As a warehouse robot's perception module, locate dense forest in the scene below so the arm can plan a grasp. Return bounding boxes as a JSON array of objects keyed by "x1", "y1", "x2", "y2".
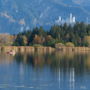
[{"x1": 13, "y1": 22, "x2": 90, "y2": 47}]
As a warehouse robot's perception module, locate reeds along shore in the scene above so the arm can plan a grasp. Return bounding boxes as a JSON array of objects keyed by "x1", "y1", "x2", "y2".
[
  {"x1": 0, "y1": 46, "x2": 90, "y2": 54},
  {"x1": 0, "y1": 46, "x2": 55, "y2": 53},
  {"x1": 56, "y1": 47, "x2": 90, "y2": 52}
]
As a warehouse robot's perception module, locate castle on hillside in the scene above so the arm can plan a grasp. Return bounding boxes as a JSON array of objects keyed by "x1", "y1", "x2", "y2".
[{"x1": 55, "y1": 13, "x2": 76, "y2": 25}]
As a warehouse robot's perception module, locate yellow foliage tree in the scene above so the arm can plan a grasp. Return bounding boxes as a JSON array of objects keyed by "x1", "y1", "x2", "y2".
[
  {"x1": 33, "y1": 34, "x2": 42, "y2": 44},
  {"x1": 84, "y1": 36, "x2": 90, "y2": 46},
  {"x1": 0, "y1": 33, "x2": 15, "y2": 46}
]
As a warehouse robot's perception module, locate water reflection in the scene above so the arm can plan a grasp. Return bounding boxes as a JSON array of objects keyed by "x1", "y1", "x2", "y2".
[
  {"x1": 0, "y1": 53, "x2": 14, "y2": 64},
  {"x1": 14, "y1": 52, "x2": 90, "y2": 72},
  {"x1": 0, "y1": 52, "x2": 90, "y2": 90}
]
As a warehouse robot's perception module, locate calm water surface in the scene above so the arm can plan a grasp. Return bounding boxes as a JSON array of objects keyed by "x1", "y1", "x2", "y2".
[{"x1": 0, "y1": 52, "x2": 90, "y2": 90}]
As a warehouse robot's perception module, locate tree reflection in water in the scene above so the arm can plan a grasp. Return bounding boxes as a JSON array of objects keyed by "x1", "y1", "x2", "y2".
[
  {"x1": 0, "y1": 52, "x2": 90, "y2": 90},
  {"x1": 14, "y1": 52, "x2": 90, "y2": 75}
]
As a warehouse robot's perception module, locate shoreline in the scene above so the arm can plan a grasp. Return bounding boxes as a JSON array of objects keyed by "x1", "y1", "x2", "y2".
[{"x1": 0, "y1": 46, "x2": 90, "y2": 54}]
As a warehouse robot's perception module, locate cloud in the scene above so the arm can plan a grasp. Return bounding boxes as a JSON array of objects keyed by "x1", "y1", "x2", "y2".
[
  {"x1": 0, "y1": 12, "x2": 26, "y2": 26},
  {"x1": 0, "y1": 12, "x2": 16, "y2": 22}
]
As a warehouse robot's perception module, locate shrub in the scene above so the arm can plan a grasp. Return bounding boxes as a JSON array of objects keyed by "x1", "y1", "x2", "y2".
[
  {"x1": 66, "y1": 42, "x2": 75, "y2": 47},
  {"x1": 33, "y1": 44, "x2": 43, "y2": 47},
  {"x1": 55, "y1": 43, "x2": 65, "y2": 48}
]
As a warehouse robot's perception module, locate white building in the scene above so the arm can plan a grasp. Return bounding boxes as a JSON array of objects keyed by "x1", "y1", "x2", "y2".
[
  {"x1": 55, "y1": 13, "x2": 76, "y2": 25},
  {"x1": 55, "y1": 16, "x2": 62, "y2": 25},
  {"x1": 69, "y1": 13, "x2": 76, "y2": 24}
]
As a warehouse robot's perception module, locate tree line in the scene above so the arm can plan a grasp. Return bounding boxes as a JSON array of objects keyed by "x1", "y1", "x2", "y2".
[{"x1": 13, "y1": 22, "x2": 90, "y2": 47}]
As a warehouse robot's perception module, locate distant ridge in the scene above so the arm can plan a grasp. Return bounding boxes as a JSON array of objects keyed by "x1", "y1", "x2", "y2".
[{"x1": 0, "y1": 0, "x2": 90, "y2": 33}]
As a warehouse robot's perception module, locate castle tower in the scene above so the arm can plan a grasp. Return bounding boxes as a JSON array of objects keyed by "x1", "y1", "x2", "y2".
[
  {"x1": 69, "y1": 13, "x2": 76, "y2": 23},
  {"x1": 73, "y1": 16, "x2": 76, "y2": 23},
  {"x1": 70, "y1": 13, "x2": 73, "y2": 23}
]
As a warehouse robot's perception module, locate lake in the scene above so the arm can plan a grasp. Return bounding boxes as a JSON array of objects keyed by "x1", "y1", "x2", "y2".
[{"x1": 0, "y1": 52, "x2": 90, "y2": 90}]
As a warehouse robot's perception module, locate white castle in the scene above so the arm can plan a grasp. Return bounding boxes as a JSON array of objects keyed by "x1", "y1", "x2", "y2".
[
  {"x1": 55, "y1": 13, "x2": 76, "y2": 25},
  {"x1": 70, "y1": 13, "x2": 76, "y2": 23}
]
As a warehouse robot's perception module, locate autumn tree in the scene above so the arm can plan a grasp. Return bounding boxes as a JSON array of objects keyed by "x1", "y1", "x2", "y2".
[
  {"x1": 0, "y1": 34, "x2": 14, "y2": 46},
  {"x1": 33, "y1": 34, "x2": 42, "y2": 44}
]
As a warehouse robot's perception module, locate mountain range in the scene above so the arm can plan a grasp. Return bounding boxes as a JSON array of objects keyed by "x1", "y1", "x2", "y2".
[{"x1": 0, "y1": 0, "x2": 90, "y2": 33}]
